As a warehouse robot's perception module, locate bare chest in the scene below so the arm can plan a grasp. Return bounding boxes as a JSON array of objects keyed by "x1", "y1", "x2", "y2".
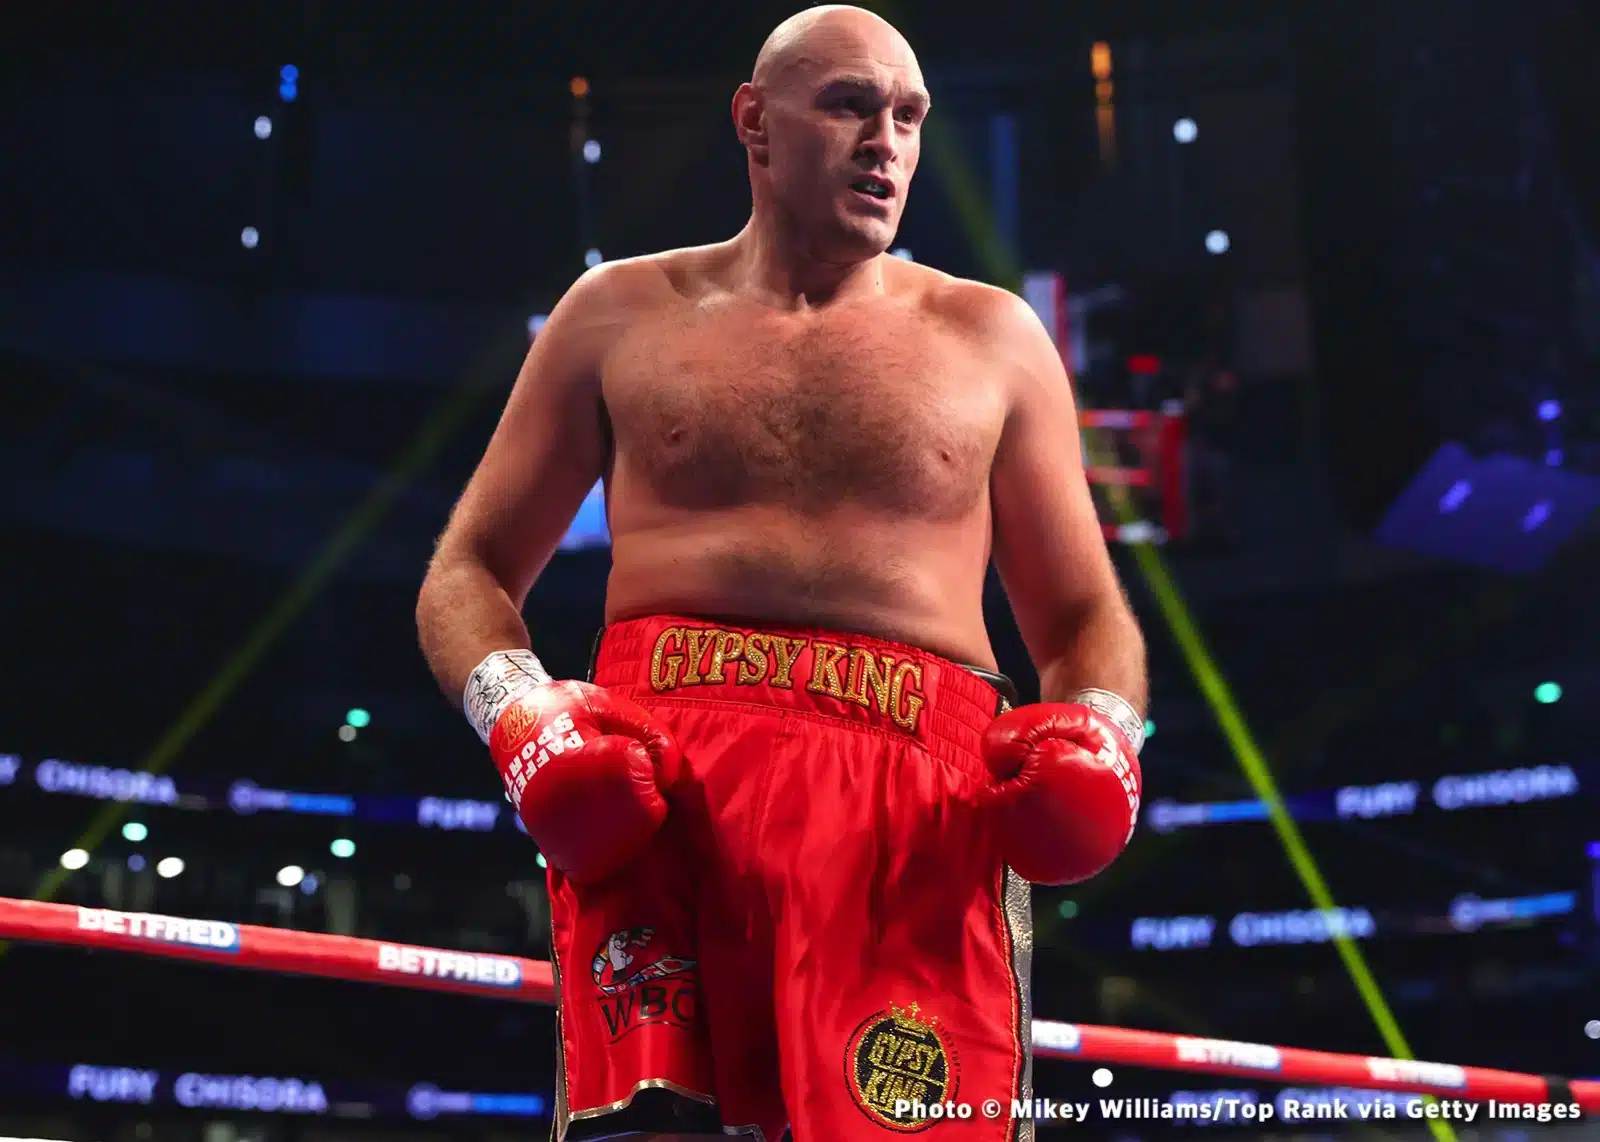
[{"x1": 606, "y1": 307, "x2": 1004, "y2": 518}]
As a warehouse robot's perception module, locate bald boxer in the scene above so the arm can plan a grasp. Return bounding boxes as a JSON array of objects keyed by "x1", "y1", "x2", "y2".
[{"x1": 417, "y1": 7, "x2": 1146, "y2": 1140}]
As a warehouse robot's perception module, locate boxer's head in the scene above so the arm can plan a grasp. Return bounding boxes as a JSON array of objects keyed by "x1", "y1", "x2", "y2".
[{"x1": 734, "y1": 6, "x2": 927, "y2": 264}]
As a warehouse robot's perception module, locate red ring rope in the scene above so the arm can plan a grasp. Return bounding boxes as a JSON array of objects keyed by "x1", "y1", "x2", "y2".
[{"x1": 1, "y1": 896, "x2": 1593, "y2": 1111}]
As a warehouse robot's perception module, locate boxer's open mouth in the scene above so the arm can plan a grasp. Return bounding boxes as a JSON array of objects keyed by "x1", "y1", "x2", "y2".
[{"x1": 849, "y1": 177, "x2": 893, "y2": 200}]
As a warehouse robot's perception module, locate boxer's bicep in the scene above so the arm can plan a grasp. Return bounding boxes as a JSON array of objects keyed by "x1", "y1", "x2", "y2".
[
  {"x1": 987, "y1": 295, "x2": 1125, "y2": 665},
  {"x1": 441, "y1": 267, "x2": 617, "y2": 604}
]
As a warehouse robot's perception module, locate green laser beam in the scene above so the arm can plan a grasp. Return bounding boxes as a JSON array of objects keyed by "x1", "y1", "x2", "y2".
[
  {"x1": 907, "y1": 66, "x2": 1454, "y2": 1142},
  {"x1": 14, "y1": 328, "x2": 522, "y2": 922}
]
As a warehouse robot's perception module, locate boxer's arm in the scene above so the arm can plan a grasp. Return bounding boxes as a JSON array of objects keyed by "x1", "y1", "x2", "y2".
[
  {"x1": 984, "y1": 290, "x2": 1148, "y2": 713},
  {"x1": 416, "y1": 265, "x2": 621, "y2": 702}
]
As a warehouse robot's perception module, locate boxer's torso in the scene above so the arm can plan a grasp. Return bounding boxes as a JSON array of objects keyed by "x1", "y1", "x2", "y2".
[{"x1": 596, "y1": 245, "x2": 1011, "y2": 669}]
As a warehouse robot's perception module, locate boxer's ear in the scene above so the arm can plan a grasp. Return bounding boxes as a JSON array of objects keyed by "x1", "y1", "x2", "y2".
[{"x1": 732, "y1": 83, "x2": 770, "y2": 165}]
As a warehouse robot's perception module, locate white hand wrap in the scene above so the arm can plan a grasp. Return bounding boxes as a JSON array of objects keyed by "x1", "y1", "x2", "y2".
[
  {"x1": 463, "y1": 649, "x2": 554, "y2": 745},
  {"x1": 1071, "y1": 688, "x2": 1145, "y2": 755}
]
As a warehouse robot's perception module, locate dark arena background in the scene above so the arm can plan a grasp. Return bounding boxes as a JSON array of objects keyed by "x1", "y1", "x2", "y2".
[{"x1": 2, "y1": 0, "x2": 1599, "y2": 1140}]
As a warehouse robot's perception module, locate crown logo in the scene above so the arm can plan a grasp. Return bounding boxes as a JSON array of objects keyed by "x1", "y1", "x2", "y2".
[{"x1": 888, "y1": 1002, "x2": 937, "y2": 1033}]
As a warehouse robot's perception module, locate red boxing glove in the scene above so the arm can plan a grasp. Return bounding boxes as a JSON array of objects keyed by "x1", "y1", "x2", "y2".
[
  {"x1": 488, "y1": 680, "x2": 685, "y2": 884},
  {"x1": 980, "y1": 701, "x2": 1142, "y2": 885}
]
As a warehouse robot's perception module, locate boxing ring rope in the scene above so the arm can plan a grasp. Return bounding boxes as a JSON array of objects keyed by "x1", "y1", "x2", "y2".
[{"x1": 3, "y1": 897, "x2": 1595, "y2": 1112}]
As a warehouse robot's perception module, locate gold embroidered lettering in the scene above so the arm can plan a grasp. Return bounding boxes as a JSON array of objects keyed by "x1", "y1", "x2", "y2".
[
  {"x1": 738, "y1": 634, "x2": 770, "y2": 685},
  {"x1": 705, "y1": 631, "x2": 744, "y2": 684},
  {"x1": 847, "y1": 649, "x2": 895, "y2": 716},
  {"x1": 807, "y1": 642, "x2": 849, "y2": 699},
  {"x1": 680, "y1": 629, "x2": 718, "y2": 686},
  {"x1": 889, "y1": 661, "x2": 925, "y2": 731},
  {"x1": 649, "y1": 627, "x2": 686, "y2": 692},
  {"x1": 767, "y1": 637, "x2": 808, "y2": 689}
]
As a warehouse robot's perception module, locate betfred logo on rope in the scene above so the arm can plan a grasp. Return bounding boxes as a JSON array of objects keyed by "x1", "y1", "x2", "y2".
[
  {"x1": 376, "y1": 943, "x2": 522, "y2": 988},
  {"x1": 77, "y1": 908, "x2": 239, "y2": 953},
  {"x1": 1174, "y1": 1038, "x2": 1282, "y2": 1072},
  {"x1": 1365, "y1": 1058, "x2": 1468, "y2": 1090}
]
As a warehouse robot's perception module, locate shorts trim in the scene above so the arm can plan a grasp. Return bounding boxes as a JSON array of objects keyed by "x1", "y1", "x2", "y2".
[
  {"x1": 551, "y1": 911, "x2": 719, "y2": 1140},
  {"x1": 567, "y1": 1078, "x2": 718, "y2": 1122},
  {"x1": 721, "y1": 1124, "x2": 771, "y2": 1140},
  {"x1": 1003, "y1": 867, "x2": 1035, "y2": 1142}
]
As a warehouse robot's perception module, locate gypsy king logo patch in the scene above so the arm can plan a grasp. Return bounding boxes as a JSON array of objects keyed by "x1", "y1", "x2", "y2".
[{"x1": 846, "y1": 1002, "x2": 959, "y2": 1132}]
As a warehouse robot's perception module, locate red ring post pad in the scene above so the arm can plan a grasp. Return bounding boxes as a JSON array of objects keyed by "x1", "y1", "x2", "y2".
[
  {"x1": 1, "y1": 897, "x2": 1592, "y2": 1113},
  {"x1": 0, "y1": 897, "x2": 554, "y2": 1005}
]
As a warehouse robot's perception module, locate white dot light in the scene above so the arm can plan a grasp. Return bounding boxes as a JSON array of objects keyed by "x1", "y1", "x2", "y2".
[
  {"x1": 891, "y1": 247, "x2": 914, "y2": 261},
  {"x1": 254, "y1": 116, "x2": 273, "y2": 140},
  {"x1": 156, "y1": 857, "x2": 185, "y2": 879},
  {"x1": 1092, "y1": 1067, "x2": 1114, "y2": 1088},
  {"x1": 1173, "y1": 118, "x2": 1198, "y2": 143},
  {"x1": 60, "y1": 848, "x2": 89, "y2": 871},
  {"x1": 582, "y1": 139, "x2": 601, "y2": 163},
  {"x1": 527, "y1": 313, "x2": 548, "y2": 337},
  {"x1": 276, "y1": 864, "x2": 305, "y2": 888},
  {"x1": 1586, "y1": 1019, "x2": 1600, "y2": 1040},
  {"x1": 584, "y1": 248, "x2": 604, "y2": 268},
  {"x1": 1205, "y1": 229, "x2": 1230, "y2": 255},
  {"x1": 240, "y1": 226, "x2": 260, "y2": 249},
  {"x1": 337, "y1": 723, "x2": 357, "y2": 743}
]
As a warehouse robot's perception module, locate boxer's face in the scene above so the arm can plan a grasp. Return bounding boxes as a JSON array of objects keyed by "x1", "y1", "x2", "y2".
[{"x1": 760, "y1": 22, "x2": 927, "y2": 260}]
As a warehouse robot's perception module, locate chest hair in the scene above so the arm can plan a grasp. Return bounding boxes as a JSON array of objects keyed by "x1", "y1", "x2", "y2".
[{"x1": 609, "y1": 305, "x2": 1000, "y2": 519}]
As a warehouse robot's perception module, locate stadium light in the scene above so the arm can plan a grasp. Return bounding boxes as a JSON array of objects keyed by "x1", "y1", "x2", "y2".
[
  {"x1": 582, "y1": 139, "x2": 601, "y2": 163},
  {"x1": 1173, "y1": 118, "x2": 1197, "y2": 143},
  {"x1": 345, "y1": 708, "x2": 371, "y2": 729},
  {"x1": 1534, "y1": 682, "x2": 1562, "y2": 704},
  {"x1": 337, "y1": 724, "x2": 357, "y2": 743},
  {"x1": 156, "y1": 857, "x2": 185, "y2": 879},
  {"x1": 1205, "y1": 230, "x2": 1230, "y2": 255},
  {"x1": 241, "y1": 226, "x2": 260, "y2": 249},
  {"x1": 122, "y1": 821, "x2": 148, "y2": 843},
  {"x1": 330, "y1": 838, "x2": 356, "y2": 859},
  {"x1": 59, "y1": 849, "x2": 89, "y2": 871},
  {"x1": 277, "y1": 864, "x2": 305, "y2": 888},
  {"x1": 584, "y1": 248, "x2": 604, "y2": 268}
]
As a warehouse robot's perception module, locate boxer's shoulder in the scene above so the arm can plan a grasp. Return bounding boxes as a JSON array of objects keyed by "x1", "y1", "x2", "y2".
[
  {"x1": 565, "y1": 245, "x2": 735, "y2": 322},
  {"x1": 565, "y1": 252, "x2": 679, "y2": 311},
  {"x1": 890, "y1": 260, "x2": 1044, "y2": 346}
]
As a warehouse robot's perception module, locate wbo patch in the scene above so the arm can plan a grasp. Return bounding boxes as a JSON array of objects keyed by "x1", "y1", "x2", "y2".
[
  {"x1": 591, "y1": 927, "x2": 698, "y2": 1043},
  {"x1": 845, "y1": 1002, "x2": 959, "y2": 1132}
]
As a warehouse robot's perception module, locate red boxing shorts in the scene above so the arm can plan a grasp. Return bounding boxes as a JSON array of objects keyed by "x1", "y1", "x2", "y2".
[{"x1": 548, "y1": 615, "x2": 1036, "y2": 1142}]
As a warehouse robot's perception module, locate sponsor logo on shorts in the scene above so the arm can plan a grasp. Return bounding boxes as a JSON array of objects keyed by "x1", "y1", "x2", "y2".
[
  {"x1": 845, "y1": 1002, "x2": 959, "y2": 1132},
  {"x1": 591, "y1": 927, "x2": 698, "y2": 1042},
  {"x1": 649, "y1": 626, "x2": 927, "y2": 733}
]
